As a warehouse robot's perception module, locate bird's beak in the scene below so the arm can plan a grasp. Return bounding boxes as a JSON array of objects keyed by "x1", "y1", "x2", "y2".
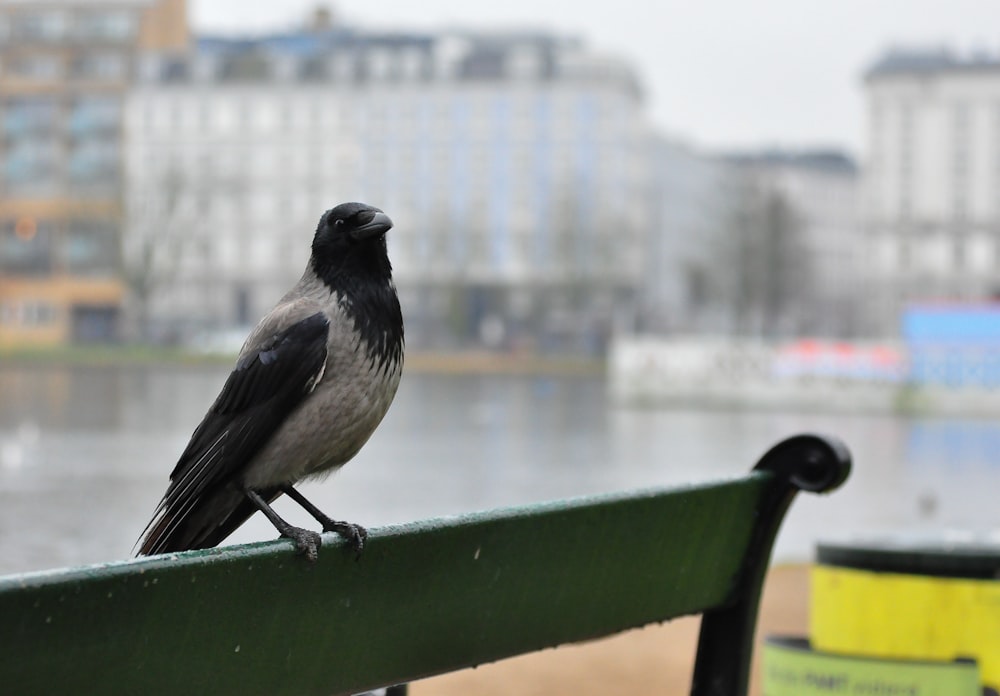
[{"x1": 350, "y1": 210, "x2": 393, "y2": 241}]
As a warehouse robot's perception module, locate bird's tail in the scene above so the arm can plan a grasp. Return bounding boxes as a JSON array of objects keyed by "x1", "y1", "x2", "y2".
[{"x1": 136, "y1": 486, "x2": 282, "y2": 556}]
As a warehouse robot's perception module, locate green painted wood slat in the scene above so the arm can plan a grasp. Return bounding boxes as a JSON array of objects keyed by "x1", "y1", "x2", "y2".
[{"x1": 0, "y1": 433, "x2": 851, "y2": 696}]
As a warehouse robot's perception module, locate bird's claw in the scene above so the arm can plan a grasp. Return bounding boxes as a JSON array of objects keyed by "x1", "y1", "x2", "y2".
[
  {"x1": 282, "y1": 526, "x2": 322, "y2": 562},
  {"x1": 324, "y1": 520, "x2": 368, "y2": 555}
]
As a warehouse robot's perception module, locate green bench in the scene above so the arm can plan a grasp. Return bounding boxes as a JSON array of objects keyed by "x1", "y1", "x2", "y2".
[{"x1": 0, "y1": 433, "x2": 850, "y2": 696}]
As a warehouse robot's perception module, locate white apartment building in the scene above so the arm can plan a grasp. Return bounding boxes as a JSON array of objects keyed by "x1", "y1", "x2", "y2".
[
  {"x1": 864, "y1": 48, "x2": 1000, "y2": 334},
  {"x1": 125, "y1": 26, "x2": 648, "y2": 351}
]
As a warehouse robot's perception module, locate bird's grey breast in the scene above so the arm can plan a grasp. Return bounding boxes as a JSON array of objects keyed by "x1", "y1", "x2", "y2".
[{"x1": 243, "y1": 280, "x2": 402, "y2": 488}]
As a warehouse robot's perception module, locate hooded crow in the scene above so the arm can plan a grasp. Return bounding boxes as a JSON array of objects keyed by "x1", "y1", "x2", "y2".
[{"x1": 137, "y1": 202, "x2": 403, "y2": 561}]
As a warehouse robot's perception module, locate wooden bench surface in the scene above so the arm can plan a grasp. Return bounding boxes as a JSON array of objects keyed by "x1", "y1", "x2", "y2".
[{"x1": 0, "y1": 433, "x2": 850, "y2": 696}]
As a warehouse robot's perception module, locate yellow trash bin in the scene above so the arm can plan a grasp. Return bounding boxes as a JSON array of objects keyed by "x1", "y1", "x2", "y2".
[{"x1": 810, "y1": 539, "x2": 1000, "y2": 694}]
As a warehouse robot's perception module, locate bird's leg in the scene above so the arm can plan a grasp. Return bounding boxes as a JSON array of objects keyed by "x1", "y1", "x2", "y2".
[
  {"x1": 244, "y1": 488, "x2": 322, "y2": 562},
  {"x1": 280, "y1": 485, "x2": 368, "y2": 553}
]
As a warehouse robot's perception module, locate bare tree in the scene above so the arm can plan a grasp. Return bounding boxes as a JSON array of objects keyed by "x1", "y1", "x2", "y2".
[
  {"x1": 123, "y1": 162, "x2": 250, "y2": 343},
  {"x1": 122, "y1": 166, "x2": 190, "y2": 343},
  {"x1": 721, "y1": 175, "x2": 812, "y2": 338}
]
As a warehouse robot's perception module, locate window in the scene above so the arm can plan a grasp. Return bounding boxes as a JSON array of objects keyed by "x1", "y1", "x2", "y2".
[
  {"x1": 898, "y1": 101, "x2": 914, "y2": 178},
  {"x1": 953, "y1": 102, "x2": 970, "y2": 137},
  {"x1": 509, "y1": 46, "x2": 541, "y2": 80},
  {"x1": 299, "y1": 56, "x2": 327, "y2": 81},
  {"x1": 898, "y1": 238, "x2": 911, "y2": 271},
  {"x1": 66, "y1": 219, "x2": 118, "y2": 273},
  {"x1": 954, "y1": 194, "x2": 967, "y2": 222},
  {"x1": 74, "y1": 11, "x2": 136, "y2": 42},
  {"x1": 6, "y1": 55, "x2": 62, "y2": 80},
  {"x1": 952, "y1": 103, "x2": 970, "y2": 222},
  {"x1": 399, "y1": 48, "x2": 426, "y2": 80},
  {"x1": 3, "y1": 97, "x2": 59, "y2": 136},
  {"x1": 221, "y1": 52, "x2": 272, "y2": 81},
  {"x1": 68, "y1": 139, "x2": 120, "y2": 194},
  {"x1": 21, "y1": 301, "x2": 56, "y2": 326},
  {"x1": 331, "y1": 54, "x2": 356, "y2": 82},
  {"x1": 899, "y1": 193, "x2": 912, "y2": 220},
  {"x1": 69, "y1": 96, "x2": 120, "y2": 135},
  {"x1": 11, "y1": 11, "x2": 68, "y2": 41},
  {"x1": 0, "y1": 218, "x2": 53, "y2": 273},
  {"x1": 161, "y1": 57, "x2": 190, "y2": 82},
  {"x1": 952, "y1": 237, "x2": 965, "y2": 270},
  {"x1": 368, "y1": 49, "x2": 394, "y2": 81},
  {"x1": 3, "y1": 140, "x2": 60, "y2": 194},
  {"x1": 0, "y1": 303, "x2": 15, "y2": 325},
  {"x1": 72, "y1": 52, "x2": 127, "y2": 81}
]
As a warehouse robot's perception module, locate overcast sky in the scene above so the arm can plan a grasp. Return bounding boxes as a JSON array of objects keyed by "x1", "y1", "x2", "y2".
[{"x1": 192, "y1": 1, "x2": 999, "y2": 156}]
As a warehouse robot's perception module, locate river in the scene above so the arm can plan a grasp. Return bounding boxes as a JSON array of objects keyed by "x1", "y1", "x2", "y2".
[{"x1": 1, "y1": 364, "x2": 998, "y2": 576}]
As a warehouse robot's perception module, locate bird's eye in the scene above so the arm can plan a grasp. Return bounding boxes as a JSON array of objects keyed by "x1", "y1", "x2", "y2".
[{"x1": 333, "y1": 219, "x2": 345, "y2": 229}]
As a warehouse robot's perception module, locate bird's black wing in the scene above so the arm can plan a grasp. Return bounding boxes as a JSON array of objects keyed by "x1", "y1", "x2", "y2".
[{"x1": 137, "y1": 311, "x2": 330, "y2": 555}]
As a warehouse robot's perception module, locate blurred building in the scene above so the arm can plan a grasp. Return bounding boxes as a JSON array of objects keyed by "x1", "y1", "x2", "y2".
[
  {"x1": 641, "y1": 143, "x2": 864, "y2": 340},
  {"x1": 640, "y1": 136, "x2": 736, "y2": 335},
  {"x1": 0, "y1": 0, "x2": 189, "y2": 347},
  {"x1": 126, "y1": 15, "x2": 648, "y2": 352},
  {"x1": 724, "y1": 150, "x2": 865, "y2": 337},
  {"x1": 864, "y1": 48, "x2": 1000, "y2": 335}
]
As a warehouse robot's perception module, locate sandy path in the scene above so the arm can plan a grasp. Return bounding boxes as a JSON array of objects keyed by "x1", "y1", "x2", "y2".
[{"x1": 410, "y1": 564, "x2": 808, "y2": 695}]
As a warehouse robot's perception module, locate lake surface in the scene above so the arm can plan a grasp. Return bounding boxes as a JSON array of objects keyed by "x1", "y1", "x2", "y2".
[{"x1": 1, "y1": 364, "x2": 999, "y2": 576}]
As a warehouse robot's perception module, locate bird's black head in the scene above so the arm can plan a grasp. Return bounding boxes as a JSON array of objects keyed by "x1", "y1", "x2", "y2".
[
  {"x1": 309, "y1": 202, "x2": 404, "y2": 372},
  {"x1": 311, "y1": 202, "x2": 394, "y2": 287}
]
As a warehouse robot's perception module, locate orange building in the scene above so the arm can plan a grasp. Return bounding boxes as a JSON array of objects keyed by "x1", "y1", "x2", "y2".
[{"x1": 0, "y1": 0, "x2": 188, "y2": 347}]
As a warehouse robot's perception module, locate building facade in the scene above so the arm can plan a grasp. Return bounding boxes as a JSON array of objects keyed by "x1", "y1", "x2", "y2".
[
  {"x1": 641, "y1": 144, "x2": 864, "y2": 340},
  {"x1": 125, "y1": 21, "x2": 648, "y2": 352},
  {"x1": 726, "y1": 150, "x2": 865, "y2": 337},
  {"x1": 640, "y1": 136, "x2": 736, "y2": 335},
  {"x1": 0, "y1": 0, "x2": 188, "y2": 347},
  {"x1": 864, "y1": 48, "x2": 1000, "y2": 335}
]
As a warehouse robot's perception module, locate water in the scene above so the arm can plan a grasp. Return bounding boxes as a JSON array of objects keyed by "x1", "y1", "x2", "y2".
[{"x1": 1, "y1": 364, "x2": 998, "y2": 577}]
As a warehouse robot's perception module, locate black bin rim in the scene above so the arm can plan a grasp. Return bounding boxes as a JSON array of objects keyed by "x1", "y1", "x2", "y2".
[{"x1": 817, "y1": 537, "x2": 1000, "y2": 580}]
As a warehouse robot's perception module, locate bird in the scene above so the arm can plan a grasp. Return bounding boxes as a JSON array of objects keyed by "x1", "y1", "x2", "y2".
[{"x1": 137, "y1": 202, "x2": 403, "y2": 562}]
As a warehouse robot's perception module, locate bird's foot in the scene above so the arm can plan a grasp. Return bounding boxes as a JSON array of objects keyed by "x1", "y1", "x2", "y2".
[
  {"x1": 278, "y1": 486, "x2": 367, "y2": 555},
  {"x1": 323, "y1": 520, "x2": 368, "y2": 554},
  {"x1": 281, "y1": 526, "x2": 322, "y2": 562}
]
